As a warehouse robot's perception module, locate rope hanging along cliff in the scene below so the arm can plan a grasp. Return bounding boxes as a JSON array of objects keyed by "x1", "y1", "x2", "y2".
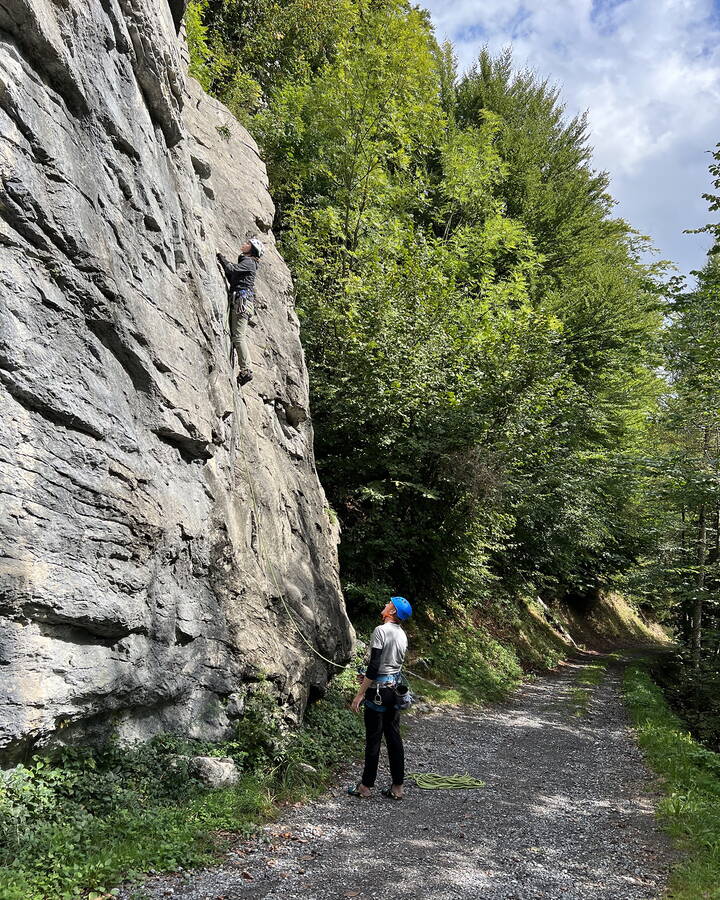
[
  {"x1": 232, "y1": 391, "x2": 444, "y2": 687},
  {"x1": 219, "y1": 253, "x2": 348, "y2": 669},
  {"x1": 221, "y1": 260, "x2": 442, "y2": 685},
  {"x1": 236, "y1": 389, "x2": 349, "y2": 669}
]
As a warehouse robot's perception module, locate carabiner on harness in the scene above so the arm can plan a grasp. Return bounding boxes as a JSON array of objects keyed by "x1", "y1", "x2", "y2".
[{"x1": 232, "y1": 287, "x2": 254, "y2": 318}]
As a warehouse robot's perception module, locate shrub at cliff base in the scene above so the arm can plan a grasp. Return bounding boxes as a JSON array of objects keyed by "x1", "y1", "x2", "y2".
[{"x1": 0, "y1": 671, "x2": 363, "y2": 900}]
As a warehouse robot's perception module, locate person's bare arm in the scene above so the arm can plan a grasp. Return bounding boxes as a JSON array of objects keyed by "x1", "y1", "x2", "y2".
[
  {"x1": 351, "y1": 676, "x2": 373, "y2": 713},
  {"x1": 351, "y1": 645, "x2": 383, "y2": 712}
]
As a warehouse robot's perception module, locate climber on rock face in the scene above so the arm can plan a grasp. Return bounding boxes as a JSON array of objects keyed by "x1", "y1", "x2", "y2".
[{"x1": 216, "y1": 237, "x2": 265, "y2": 386}]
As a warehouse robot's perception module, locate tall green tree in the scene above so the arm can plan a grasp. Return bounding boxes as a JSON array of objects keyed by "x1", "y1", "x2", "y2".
[{"x1": 189, "y1": 4, "x2": 667, "y2": 620}]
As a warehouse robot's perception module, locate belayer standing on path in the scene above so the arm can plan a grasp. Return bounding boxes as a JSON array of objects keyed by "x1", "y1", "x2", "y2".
[
  {"x1": 349, "y1": 596, "x2": 413, "y2": 801},
  {"x1": 216, "y1": 237, "x2": 264, "y2": 386}
]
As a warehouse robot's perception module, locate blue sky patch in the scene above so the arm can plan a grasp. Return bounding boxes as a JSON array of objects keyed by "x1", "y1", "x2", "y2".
[{"x1": 422, "y1": 0, "x2": 720, "y2": 278}]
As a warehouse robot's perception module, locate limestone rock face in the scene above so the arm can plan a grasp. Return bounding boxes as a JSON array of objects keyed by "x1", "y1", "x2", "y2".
[{"x1": 0, "y1": 0, "x2": 354, "y2": 759}]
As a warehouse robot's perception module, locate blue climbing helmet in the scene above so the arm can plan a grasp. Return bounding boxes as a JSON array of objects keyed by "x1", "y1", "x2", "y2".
[{"x1": 390, "y1": 596, "x2": 412, "y2": 621}]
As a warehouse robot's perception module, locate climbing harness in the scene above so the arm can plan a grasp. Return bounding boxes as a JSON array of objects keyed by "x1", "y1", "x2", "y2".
[
  {"x1": 231, "y1": 287, "x2": 254, "y2": 320},
  {"x1": 364, "y1": 672, "x2": 414, "y2": 711},
  {"x1": 407, "y1": 772, "x2": 485, "y2": 790}
]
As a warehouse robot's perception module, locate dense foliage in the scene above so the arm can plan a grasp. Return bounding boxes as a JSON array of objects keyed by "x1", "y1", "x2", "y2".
[
  {"x1": 189, "y1": 0, "x2": 666, "y2": 620},
  {"x1": 613, "y1": 145, "x2": 720, "y2": 748},
  {"x1": 0, "y1": 676, "x2": 363, "y2": 900}
]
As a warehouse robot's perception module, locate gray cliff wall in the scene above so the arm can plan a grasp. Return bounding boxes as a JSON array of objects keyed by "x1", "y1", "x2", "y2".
[{"x1": 0, "y1": 0, "x2": 354, "y2": 758}]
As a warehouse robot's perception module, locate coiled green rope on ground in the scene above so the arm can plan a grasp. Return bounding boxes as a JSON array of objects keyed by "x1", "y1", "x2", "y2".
[{"x1": 407, "y1": 772, "x2": 485, "y2": 789}]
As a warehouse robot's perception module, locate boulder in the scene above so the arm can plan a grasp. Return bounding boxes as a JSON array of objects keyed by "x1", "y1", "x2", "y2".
[{"x1": 190, "y1": 756, "x2": 240, "y2": 788}]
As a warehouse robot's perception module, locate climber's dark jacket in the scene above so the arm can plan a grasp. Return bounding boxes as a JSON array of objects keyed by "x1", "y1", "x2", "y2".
[{"x1": 217, "y1": 253, "x2": 258, "y2": 294}]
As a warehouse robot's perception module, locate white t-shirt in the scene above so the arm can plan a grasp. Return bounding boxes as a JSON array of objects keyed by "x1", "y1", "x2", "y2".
[{"x1": 369, "y1": 622, "x2": 407, "y2": 676}]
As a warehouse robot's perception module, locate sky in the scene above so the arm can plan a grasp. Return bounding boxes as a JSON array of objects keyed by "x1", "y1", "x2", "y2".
[{"x1": 422, "y1": 0, "x2": 720, "y2": 279}]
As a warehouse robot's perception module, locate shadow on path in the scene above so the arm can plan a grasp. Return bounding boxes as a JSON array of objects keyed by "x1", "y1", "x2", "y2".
[{"x1": 119, "y1": 654, "x2": 675, "y2": 900}]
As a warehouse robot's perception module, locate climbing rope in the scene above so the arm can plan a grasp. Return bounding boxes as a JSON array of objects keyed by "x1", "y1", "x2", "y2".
[
  {"x1": 220, "y1": 281, "x2": 453, "y2": 685},
  {"x1": 403, "y1": 669, "x2": 444, "y2": 687},
  {"x1": 233, "y1": 409, "x2": 448, "y2": 682},
  {"x1": 231, "y1": 373, "x2": 349, "y2": 668},
  {"x1": 232, "y1": 420, "x2": 457, "y2": 684},
  {"x1": 234, "y1": 428, "x2": 456, "y2": 683},
  {"x1": 218, "y1": 257, "x2": 341, "y2": 666},
  {"x1": 407, "y1": 772, "x2": 485, "y2": 790}
]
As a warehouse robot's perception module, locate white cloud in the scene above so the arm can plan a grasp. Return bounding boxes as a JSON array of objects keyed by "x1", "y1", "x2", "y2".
[{"x1": 423, "y1": 0, "x2": 720, "y2": 276}]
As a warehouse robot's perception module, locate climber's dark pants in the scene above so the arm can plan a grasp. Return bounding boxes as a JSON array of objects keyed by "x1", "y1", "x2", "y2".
[{"x1": 362, "y1": 705, "x2": 404, "y2": 787}]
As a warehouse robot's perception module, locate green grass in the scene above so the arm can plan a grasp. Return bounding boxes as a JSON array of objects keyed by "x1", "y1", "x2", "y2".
[
  {"x1": 576, "y1": 661, "x2": 608, "y2": 686},
  {"x1": 0, "y1": 673, "x2": 364, "y2": 900},
  {"x1": 406, "y1": 675, "x2": 465, "y2": 706},
  {"x1": 623, "y1": 665, "x2": 720, "y2": 899},
  {"x1": 0, "y1": 780, "x2": 272, "y2": 900},
  {"x1": 411, "y1": 621, "x2": 524, "y2": 705},
  {"x1": 569, "y1": 686, "x2": 592, "y2": 716},
  {"x1": 565, "y1": 659, "x2": 608, "y2": 716},
  {"x1": 406, "y1": 597, "x2": 570, "y2": 707}
]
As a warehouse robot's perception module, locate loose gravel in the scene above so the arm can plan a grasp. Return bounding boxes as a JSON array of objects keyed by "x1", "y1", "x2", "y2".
[{"x1": 118, "y1": 654, "x2": 675, "y2": 900}]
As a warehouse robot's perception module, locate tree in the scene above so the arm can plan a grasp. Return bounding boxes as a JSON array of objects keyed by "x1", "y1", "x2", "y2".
[
  {"x1": 189, "y1": 8, "x2": 668, "y2": 622},
  {"x1": 686, "y1": 142, "x2": 720, "y2": 255}
]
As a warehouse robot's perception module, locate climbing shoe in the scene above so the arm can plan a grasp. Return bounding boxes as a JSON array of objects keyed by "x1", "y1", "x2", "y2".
[{"x1": 237, "y1": 369, "x2": 253, "y2": 386}]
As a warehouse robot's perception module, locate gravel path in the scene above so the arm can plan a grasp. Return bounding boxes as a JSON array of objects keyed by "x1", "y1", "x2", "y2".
[{"x1": 119, "y1": 654, "x2": 675, "y2": 900}]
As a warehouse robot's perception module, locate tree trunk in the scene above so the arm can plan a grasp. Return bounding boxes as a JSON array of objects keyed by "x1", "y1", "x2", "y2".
[
  {"x1": 691, "y1": 425, "x2": 711, "y2": 666},
  {"x1": 680, "y1": 506, "x2": 692, "y2": 645},
  {"x1": 691, "y1": 503, "x2": 706, "y2": 666}
]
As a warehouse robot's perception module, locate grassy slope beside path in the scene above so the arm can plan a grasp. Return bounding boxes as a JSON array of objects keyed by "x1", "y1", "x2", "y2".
[
  {"x1": 624, "y1": 664, "x2": 720, "y2": 899},
  {"x1": 407, "y1": 591, "x2": 668, "y2": 706}
]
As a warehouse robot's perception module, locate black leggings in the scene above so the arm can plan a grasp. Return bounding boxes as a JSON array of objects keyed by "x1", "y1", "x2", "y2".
[{"x1": 362, "y1": 705, "x2": 404, "y2": 788}]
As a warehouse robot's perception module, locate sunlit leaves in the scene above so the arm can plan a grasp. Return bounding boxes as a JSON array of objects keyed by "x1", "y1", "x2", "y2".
[{"x1": 190, "y1": 3, "x2": 670, "y2": 612}]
